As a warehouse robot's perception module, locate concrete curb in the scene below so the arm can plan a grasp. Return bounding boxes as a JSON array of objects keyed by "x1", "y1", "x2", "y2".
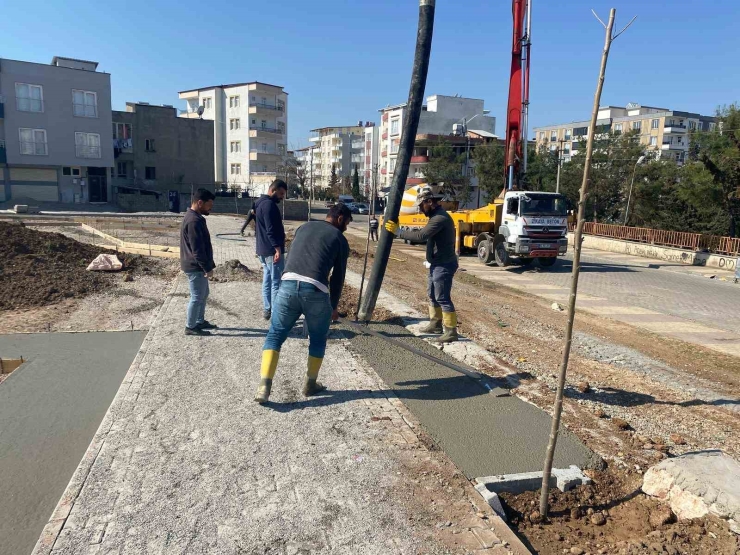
[{"x1": 31, "y1": 276, "x2": 181, "y2": 555}]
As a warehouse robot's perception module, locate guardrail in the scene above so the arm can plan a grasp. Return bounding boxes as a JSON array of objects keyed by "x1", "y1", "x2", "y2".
[{"x1": 580, "y1": 221, "x2": 740, "y2": 256}]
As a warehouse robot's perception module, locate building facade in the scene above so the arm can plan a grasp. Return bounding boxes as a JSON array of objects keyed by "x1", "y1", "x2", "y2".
[
  {"x1": 111, "y1": 102, "x2": 214, "y2": 194},
  {"x1": 308, "y1": 124, "x2": 365, "y2": 190},
  {"x1": 377, "y1": 94, "x2": 496, "y2": 206},
  {"x1": 0, "y1": 56, "x2": 114, "y2": 204},
  {"x1": 178, "y1": 82, "x2": 288, "y2": 196},
  {"x1": 361, "y1": 123, "x2": 379, "y2": 198},
  {"x1": 533, "y1": 104, "x2": 717, "y2": 164}
]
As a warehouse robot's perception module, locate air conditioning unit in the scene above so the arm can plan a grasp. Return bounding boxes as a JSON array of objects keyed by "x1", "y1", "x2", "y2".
[{"x1": 452, "y1": 123, "x2": 464, "y2": 136}]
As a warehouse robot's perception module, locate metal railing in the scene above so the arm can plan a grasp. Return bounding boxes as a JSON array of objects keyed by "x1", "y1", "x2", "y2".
[
  {"x1": 580, "y1": 222, "x2": 740, "y2": 256},
  {"x1": 249, "y1": 148, "x2": 278, "y2": 156},
  {"x1": 76, "y1": 145, "x2": 101, "y2": 158},
  {"x1": 664, "y1": 123, "x2": 686, "y2": 129},
  {"x1": 250, "y1": 125, "x2": 283, "y2": 134},
  {"x1": 249, "y1": 101, "x2": 284, "y2": 111}
]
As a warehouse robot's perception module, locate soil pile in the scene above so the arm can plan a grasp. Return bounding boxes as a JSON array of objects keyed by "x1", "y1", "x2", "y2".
[
  {"x1": 337, "y1": 284, "x2": 400, "y2": 324},
  {"x1": 212, "y1": 259, "x2": 259, "y2": 282}
]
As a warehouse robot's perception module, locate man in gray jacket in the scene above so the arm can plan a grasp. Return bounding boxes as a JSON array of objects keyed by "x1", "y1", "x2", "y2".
[
  {"x1": 384, "y1": 186, "x2": 459, "y2": 343},
  {"x1": 180, "y1": 188, "x2": 216, "y2": 336}
]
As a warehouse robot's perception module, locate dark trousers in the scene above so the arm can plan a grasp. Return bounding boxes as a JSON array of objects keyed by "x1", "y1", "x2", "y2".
[
  {"x1": 370, "y1": 228, "x2": 378, "y2": 241},
  {"x1": 427, "y1": 262, "x2": 457, "y2": 313}
]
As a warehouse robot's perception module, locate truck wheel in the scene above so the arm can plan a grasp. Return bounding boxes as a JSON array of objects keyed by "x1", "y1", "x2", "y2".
[
  {"x1": 538, "y1": 257, "x2": 557, "y2": 268},
  {"x1": 519, "y1": 257, "x2": 534, "y2": 267},
  {"x1": 477, "y1": 239, "x2": 495, "y2": 264},
  {"x1": 494, "y1": 240, "x2": 511, "y2": 267}
]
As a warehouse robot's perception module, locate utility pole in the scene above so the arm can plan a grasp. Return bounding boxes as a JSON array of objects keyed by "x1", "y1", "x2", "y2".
[
  {"x1": 357, "y1": 0, "x2": 436, "y2": 322},
  {"x1": 539, "y1": 7, "x2": 636, "y2": 520},
  {"x1": 555, "y1": 138, "x2": 564, "y2": 193},
  {"x1": 308, "y1": 147, "x2": 314, "y2": 220}
]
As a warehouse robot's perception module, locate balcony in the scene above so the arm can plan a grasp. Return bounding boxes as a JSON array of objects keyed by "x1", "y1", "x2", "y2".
[
  {"x1": 406, "y1": 177, "x2": 424, "y2": 185},
  {"x1": 381, "y1": 168, "x2": 387, "y2": 175},
  {"x1": 250, "y1": 150, "x2": 282, "y2": 162},
  {"x1": 410, "y1": 155, "x2": 429, "y2": 163},
  {"x1": 250, "y1": 126, "x2": 285, "y2": 138},
  {"x1": 382, "y1": 132, "x2": 388, "y2": 140},
  {"x1": 382, "y1": 113, "x2": 388, "y2": 122},
  {"x1": 381, "y1": 150, "x2": 387, "y2": 157},
  {"x1": 351, "y1": 141, "x2": 364, "y2": 149},
  {"x1": 663, "y1": 124, "x2": 687, "y2": 134},
  {"x1": 661, "y1": 140, "x2": 686, "y2": 150},
  {"x1": 0, "y1": 140, "x2": 6, "y2": 163},
  {"x1": 249, "y1": 101, "x2": 284, "y2": 115}
]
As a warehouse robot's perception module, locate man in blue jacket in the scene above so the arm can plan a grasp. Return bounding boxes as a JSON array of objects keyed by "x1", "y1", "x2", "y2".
[{"x1": 254, "y1": 179, "x2": 288, "y2": 320}]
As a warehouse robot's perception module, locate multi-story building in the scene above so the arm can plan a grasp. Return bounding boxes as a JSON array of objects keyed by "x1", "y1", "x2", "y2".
[
  {"x1": 178, "y1": 82, "x2": 288, "y2": 196},
  {"x1": 308, "y1": 124, "x2": 365, "y2": 190},
  {"x1": 377, "y1": 94, "x2": 496, "y2": 205},
  {"x1": 111, "y1": 102, "x2": 214, "y2": 194},
  {"x1": 0, "y1": 56, "x2": 114, "y2": 204},
  {"x1": 361, "y1": 123, "x2": 379, "y2": 198},
  {"x1": 533, "y1": 103, "x2": 716, "y2": 164}
]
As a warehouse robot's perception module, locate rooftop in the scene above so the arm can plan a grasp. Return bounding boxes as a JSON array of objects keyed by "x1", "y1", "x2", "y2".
[
  {"x1": 178, "y1": 81, "x2": 287, "y2": 94},
  {"x1": 51, "y1": 56, "x2": 99, "y2": 69}
]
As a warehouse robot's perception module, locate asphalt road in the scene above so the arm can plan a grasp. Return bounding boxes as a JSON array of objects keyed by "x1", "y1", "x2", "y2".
[{"x1": 0, "y1": 331, "x2": 146, "y2": 555}]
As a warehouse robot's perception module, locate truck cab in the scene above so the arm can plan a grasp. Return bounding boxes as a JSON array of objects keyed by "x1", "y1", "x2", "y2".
[{"x1": 476, "y1": 191, "x2": 569, "y2": 268}]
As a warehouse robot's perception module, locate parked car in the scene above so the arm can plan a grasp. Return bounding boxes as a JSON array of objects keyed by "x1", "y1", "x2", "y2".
[
  {"x1": 355, "y1": 203, "x2": 369, "y2": 215},
  {"x1": 325, "y1": 200, "x2": 336, "y2": 208}
]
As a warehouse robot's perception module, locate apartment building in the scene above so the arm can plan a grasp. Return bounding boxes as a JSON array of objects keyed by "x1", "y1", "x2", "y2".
[
  {"x1": 533, "y1": 103, "x2": 716, "y2": 164},
  {"x1": 111, "y1": 102, "x2": 214, "y2": 193},
  {"x1": 308, "y1": 124, "x2": 365, "y2": 189},
  {"x1": 179, "y1": 82, "x2": 288, "y2": 196},
  {"x1": 0, "y1": 56, "x2": 114, "y2": 204},
  {"x1": 361, "y1": 123, "x2": 379, "y2": 197}
]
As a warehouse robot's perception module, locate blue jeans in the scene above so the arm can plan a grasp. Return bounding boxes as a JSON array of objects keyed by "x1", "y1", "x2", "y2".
[
  {"x1": 263, "y1": 280, "x2": 332, "y2": 359},
  {"x1": 427, "y1": 262, "x2": 457, "y2": 313},
  {"x1": 186, "y1": 271, "x2": 209, "y2": 329},
  {"x1": 259, "y1": 254, "x2": 285, "y2": 311}
]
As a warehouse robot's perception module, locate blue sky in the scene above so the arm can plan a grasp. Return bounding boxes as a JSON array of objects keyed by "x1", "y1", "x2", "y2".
[{"x1": 2, "y1": 1, "x2": 738, "y2": 148}]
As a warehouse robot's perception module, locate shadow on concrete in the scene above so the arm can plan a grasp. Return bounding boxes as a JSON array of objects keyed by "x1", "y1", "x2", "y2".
[
  {"x1": 208, "y1": 327, "x2": 267, "y2": 338},
  {"x1": 574, "y1": 385, "x2": 740, "y2": 412}
]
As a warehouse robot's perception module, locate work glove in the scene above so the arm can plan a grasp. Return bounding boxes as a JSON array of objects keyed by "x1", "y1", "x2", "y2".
[
  {"x1": 423, "y1": 261, "x2": 431, "y2": 269},
  {"x1": 384, "y1": 220, "x2": 401, "y2": 237}
]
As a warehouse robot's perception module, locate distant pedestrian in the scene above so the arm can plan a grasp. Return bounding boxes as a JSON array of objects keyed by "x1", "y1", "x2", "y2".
[
  {"x1": 240, "y1": 207, "x2": 256, "y2": 235},
  {"x1": 369, "y1": 215, "x2": 379, "y2": 241},
  {"x1": 180, "y1": 188, "x2": 217, "y2": 336},
  {"x1": 254, "y1": 180, "x2": 288, "y2": 320},
  {"x1": 254, "y1": 203, "x2": 352, "y2": 404}
]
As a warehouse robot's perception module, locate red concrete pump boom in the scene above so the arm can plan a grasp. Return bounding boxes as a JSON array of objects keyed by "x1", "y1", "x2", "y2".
[{"x1": 505, "y1": 0, "x2": 531, "y2": 190}]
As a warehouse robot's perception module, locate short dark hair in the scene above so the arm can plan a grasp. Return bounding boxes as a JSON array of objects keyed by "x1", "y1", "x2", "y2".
[
  {"x1": 194, "y1": 188, "x2": 215, "y2": 202},
  {"x1": 328, "y1": 203, "x2": 352, "y2": 222},
  {"x1": 269, "y1": 179, "x2": 288, "y2": 192}
]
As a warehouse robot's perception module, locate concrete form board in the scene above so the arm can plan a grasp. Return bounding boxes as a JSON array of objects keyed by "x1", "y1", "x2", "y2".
[{"x1": 0, "y1": 331, "x2": 145, "y2": 555}]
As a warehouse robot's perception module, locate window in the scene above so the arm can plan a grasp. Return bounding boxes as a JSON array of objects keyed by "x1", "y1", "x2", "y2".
[
  {"x1": 229, "y1": 95, "x2": 240, "y2": 108},
  {"x1": 614, "y1": 123, "x2": 623, "y2": 134},
  {"x1": 261, "y1": 120, "x2": 267, "y2": 129},
  {"x1": 573, "y1": 126, "x2": 588, "y2": 137},
  {"x1": 278, "y1": 121, "x2": 285, "y2": 134},
  {"x1": 262, "y1": 165, "x2": 268, "y2": 172},
  {"x1": 565, "y1": 129, "x2": 572, "y2": 140},
  {"x1": 651, "y1": 119, "x2": 659, "y2": 129},
  {"x1": 689, "y1": 121, "x2": 697, "y2": 130},
  {"x1": 550, "y1": 131, "x2": 557, "y2": 142},
  {"x1": 112, "y1": 122, "x2": 132, "y2": 140},
  {"x1": 261, "y1": 142, "x2": 268, "y2": 152},
  {"x1": 278, "y1": 143, "x2": 286, "y2": 155},
  {"x1": 539, "y1": 132, "x2": 545, "y2": 141},
  {"x1": 390, "y1": 159, "x2": 396, "y2": 173},
  {"x1": 15, "y1": 83, "x2": 43, "y2": 112},
  {"x1": 231, "y1": 163, "x2": 241, "y2": 175},
  {"x1": 230, "y1": 141, "x2": 241, "y2": 153},
  {"x1": 145, "y1": 167, "x2": 156, "y2": 179},
  {"x1": 709, "y1": 122, "x2": 716, "y2": 132},
  {"x1": 632, "y1": 120, "x2": 642, "y2": 131},
  {"x1": 391, "y1": 140, "x2": 399, "y2": 154},
  {"x1": 261, "y1": 97, "x2": 267, "y2": 105},
  {"x1": 202, "y1": 97, "x2": 212, "y2": 110},
  {"x1": 230, "y1": 118, "x2": 240, "y2": 130},
  {"x1": 116, "y1": 161, "x2": 127, "y2": 178},
  {"x1": 251, "y1": 119, "x2": 257, "y2": 125},
  {"x1": 650, "y1": 136, "x2": 657, "y2": 146},
  {"x1": 390, "y1": 119, "x2": 400, "y2": 135},
  {"x1": 145, "y1": 139, "x2": 155, "y2": 152},
  {"x1": 63, "y1": 167, "x2": 71, "y2": 176},
  {"x1": 19, "y1": 128, "x2": 48, "y2": 155},
  {"x1": 75, "y1": 132, "x2": 101, "y2": 158},
  {"x1": 73, "y1": 89, "x2": 98, "y2": 117},
  {"x1": 72, "y1": 167, "x2": 80, "y2": 176}
]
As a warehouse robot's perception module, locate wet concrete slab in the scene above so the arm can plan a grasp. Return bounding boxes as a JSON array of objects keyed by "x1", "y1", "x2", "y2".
[
  {"x1": 0, "y1": 331, "x2": 146, "y2": 555},
  {"x1": 340, "y1": 322, "x2": 598, "y2": 480}
]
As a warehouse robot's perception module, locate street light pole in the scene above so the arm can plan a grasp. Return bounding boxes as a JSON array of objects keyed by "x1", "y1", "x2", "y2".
[{"x1": 624, "y1": 154, "x2": 645, "y2": 226}]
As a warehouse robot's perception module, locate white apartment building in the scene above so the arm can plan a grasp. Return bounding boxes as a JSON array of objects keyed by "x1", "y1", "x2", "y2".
[
  {"x1": 377, "y1": 94, "x2": 495, "y2": 204},
  {"x1": 361, "y1": 123, "x2": 379, "y2": 198},
  {"x1": 179, "y1": 81, "x2": 288, "y2": 196},
  {"x1": 534, "y1": 103, "x2": 716, "y2": 164},
  {"x1": 308, "y1": 124, "x2": 365, "y2": 190}
]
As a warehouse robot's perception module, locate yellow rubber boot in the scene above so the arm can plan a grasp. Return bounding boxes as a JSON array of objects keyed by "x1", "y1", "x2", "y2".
[
  {"x1": 419, "y1": 305, "x2": 443, "y2": 334},
  {"x1": 436, "y1": 312, "x2": 459, "y2": 343},
  {"x1": 255, "y1": 349, "x2": 279, "y2": 404},
  {"x1": 303, "y1": 356, "x2": 327, "y2": 397}
]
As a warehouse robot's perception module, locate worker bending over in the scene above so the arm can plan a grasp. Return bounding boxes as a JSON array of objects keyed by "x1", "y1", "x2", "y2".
[
  {"x1": 385, "y1": 187, "x2": 459, "y2": 343},
  {"x1": 255, "y1": 203, "x2": 352, "y2": 403}
]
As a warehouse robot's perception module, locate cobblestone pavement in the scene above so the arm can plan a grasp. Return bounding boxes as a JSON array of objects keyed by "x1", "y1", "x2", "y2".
[
  {"x1": 344, "y1": 225, "x2": 740, "y2": 358},
  {"x1": 34, "y1": 216, "x2": 522, "y2": 555}
]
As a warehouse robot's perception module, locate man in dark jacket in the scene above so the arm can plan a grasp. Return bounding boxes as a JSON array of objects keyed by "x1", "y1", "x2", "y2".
[
  {"x1": 255, "y1": 203, "x2": 352, "y2": 404},
  {"x1": 254, "y1": 180, "x2": 288, "y2": 320},
  {"x1": 385, "y1": 186, "x2": 459, "y2": 343},
  {"x1": 239, "y1": 207, "x2": 256, "y2": 236},
  {"x1": 180, "y1": 188, "x2": 217, "y2": 336}
]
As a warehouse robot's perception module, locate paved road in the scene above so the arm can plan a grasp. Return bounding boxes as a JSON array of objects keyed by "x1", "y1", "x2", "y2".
[{"x1": 344, "y1": 224, "x2": 740, "y2": 358}]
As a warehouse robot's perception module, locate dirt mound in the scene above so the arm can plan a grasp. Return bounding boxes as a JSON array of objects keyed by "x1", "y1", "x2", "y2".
[
  {"x1": 337, "y1": 284, "x2": 400, "y2": 324},
  {"x1": 212, "y1": 259, "x2": 259, "y2": 282}
]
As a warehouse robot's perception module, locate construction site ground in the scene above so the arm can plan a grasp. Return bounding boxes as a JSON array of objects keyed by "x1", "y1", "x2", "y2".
[
  {"x1": 2, "y1": 213, "x2": 738, "y2": 554},
  {"x1": 343, "y1": 222, "x2": 740, "y2": 554}
]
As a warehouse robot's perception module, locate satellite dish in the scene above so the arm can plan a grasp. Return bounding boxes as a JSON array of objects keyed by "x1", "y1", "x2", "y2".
[{"x1": 197, "y1": 105, "x2": 204, "y2": 118}]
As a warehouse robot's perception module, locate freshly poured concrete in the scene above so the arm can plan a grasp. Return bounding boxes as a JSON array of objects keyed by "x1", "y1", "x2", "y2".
[
  {"x1": 0, "y1": 331, "x2": 146, "y2": 555},
  {"x1": 342, "y1": 322, "x2": 598, "y2": 479}
]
